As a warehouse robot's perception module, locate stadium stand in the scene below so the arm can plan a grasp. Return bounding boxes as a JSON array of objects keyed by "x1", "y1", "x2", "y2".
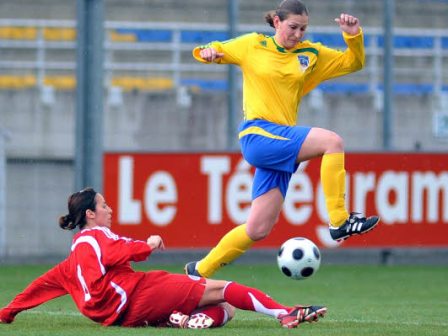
[
  {"x1": 43, "y1": 27, "x2": 75, "y2": 41},
  {"x1": 0, "y1": 26, "x2": 37, "y2": 40},
  {"x1": 0, "y1": 74, "x2": 173, "y2": 91},
  {"x1": 0, "y1": 74, "x2": 36, "y2": 89},
  {"x1": 0, "y1": 21, "x2": 446, "y2": 95},
  {"x1": 110, "y1": 76, "x2": 173, "y2": 91}
]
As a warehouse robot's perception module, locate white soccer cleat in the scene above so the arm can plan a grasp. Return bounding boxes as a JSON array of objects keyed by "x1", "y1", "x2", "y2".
[{"x1": 168, "y1": 311, "x2": 214, "y2": 329}]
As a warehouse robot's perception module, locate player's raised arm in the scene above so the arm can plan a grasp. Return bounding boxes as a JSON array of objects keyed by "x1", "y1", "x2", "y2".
[{"x1": 334, "y1": 13, "x2": 361, "y2": 36}]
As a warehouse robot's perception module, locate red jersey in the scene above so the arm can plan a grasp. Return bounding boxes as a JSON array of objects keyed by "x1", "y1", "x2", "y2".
[{"x1": 0, "y1": 226, "x2": 152, "y2": 326}]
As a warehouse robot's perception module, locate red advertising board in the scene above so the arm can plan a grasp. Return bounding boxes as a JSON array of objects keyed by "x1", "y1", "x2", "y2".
[{"x1": 104, "y1": 152, "x2": 448, "y2": 249}]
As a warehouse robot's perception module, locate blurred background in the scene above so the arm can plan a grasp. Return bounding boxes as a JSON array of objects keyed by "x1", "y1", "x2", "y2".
[{"x1": 0, "y1": 0, "x2": 447, "y2": 263}]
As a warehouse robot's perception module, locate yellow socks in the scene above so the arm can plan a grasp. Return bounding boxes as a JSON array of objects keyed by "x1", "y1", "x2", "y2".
[
  {"x1": 321, "y1": 152, "x2": 349, "y2": 227},
  {"x1": 196, "y1": 153, "x2": 348, "y2": 276},
  {"x1": 197, "y1": 224, "x2": 254, "y2": 278}
]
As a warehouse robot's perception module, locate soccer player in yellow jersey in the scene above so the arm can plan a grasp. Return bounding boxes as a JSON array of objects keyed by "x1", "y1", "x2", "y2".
[{"x1": 186, "y1": 0, "x2": 380, "y2": 278}]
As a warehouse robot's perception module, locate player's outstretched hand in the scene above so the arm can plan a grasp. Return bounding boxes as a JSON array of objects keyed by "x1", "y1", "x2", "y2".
[
  {"x1": 199, "y1": 47, "x2": 224, "y2": 62},
  {"x1": 0, "y1": 309, "x2": 13, "y2": 324},
  {"x1": 147, "y1": 235, "x2": 165, "y2": 251},
  {"x1": 335, "y1": 13, "x2": 360, "y2": 36}
]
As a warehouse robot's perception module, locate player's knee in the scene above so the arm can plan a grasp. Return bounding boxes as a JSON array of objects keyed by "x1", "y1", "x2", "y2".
[
  {"x1": 247, "y1": 220, "x2": 276, "y2": 240},
  {"x1": 326, "y1": 131, "x2": 344, "y2": 152},
  {"x1": 246, "y1": 204, "x2": 281, "y2": 240}
]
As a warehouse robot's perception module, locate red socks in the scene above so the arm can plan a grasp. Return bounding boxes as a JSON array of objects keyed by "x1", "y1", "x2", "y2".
[
  {"x1": 223, "y1": 282, "x2": 290, "y2": 318},
  {"x1": 193, "y1": 304, "x2": 229, "y2": 327}
]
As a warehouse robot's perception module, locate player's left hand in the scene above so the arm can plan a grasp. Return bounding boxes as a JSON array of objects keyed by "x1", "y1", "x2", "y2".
[
  {"x1": 147, "y1": 235, "x2": 165, "y2": 251},
  {"x1": 0, "y1": 309, "x2": 13, "y2": 324},
  {"x1": 335, "y1": 13, "x2": 360, "y2": 35}
]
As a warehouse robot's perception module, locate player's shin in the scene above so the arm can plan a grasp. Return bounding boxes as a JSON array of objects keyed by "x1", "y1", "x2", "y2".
[
  {"x1": 223, "y1": 282, "x2": 289, "y2": 318},
  {"x1": 321, "y1": 152, "x2": 349, "y2": 227},
  {"x1": 197, "y1": 224, "x2": 254, "y2": 277}
]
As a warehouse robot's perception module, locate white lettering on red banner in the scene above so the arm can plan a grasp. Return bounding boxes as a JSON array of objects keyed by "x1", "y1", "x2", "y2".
[{"x1": 104, "y1": 153, "x2": 448, "y2": 248}]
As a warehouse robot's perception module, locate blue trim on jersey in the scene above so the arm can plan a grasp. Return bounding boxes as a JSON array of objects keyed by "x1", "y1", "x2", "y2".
[{"x1": 238, "y1": 119, "x2": 311, "y2": 199}]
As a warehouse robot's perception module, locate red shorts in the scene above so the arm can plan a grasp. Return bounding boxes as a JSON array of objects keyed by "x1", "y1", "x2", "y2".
[{"x1": 118, "y1": 270, "x2": 206, "y2": 327}]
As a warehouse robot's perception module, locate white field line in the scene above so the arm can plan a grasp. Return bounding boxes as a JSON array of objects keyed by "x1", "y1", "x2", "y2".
[{"x1": 25, "y1": 310, "x2": 448, "y2": 327}]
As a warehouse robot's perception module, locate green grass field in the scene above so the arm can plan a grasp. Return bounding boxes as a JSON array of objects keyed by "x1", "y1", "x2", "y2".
[{"x1": 0, "y1": 264, "x2": 447, "y2": 336}]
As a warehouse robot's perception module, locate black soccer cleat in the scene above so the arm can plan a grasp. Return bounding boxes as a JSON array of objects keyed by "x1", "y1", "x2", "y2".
[
  {"x1": 329, "y1": 212, "x2": 380, "y2": 242},
  {"x1": 184, "y1": 261, "x2": 202, "y2": 277},
  {"x1": 278, "y1": 305, "x2": 327, "y2": 328}
]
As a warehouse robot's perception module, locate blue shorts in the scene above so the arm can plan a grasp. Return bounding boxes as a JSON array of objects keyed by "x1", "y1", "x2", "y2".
[{"x1": 238, "y1": 119, "x2": 311, "y2": 200}]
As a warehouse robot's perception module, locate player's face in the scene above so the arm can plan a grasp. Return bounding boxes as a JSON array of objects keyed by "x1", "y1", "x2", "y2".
[
  {"x1": 274, "y1": 13, "x2": 308, "y2": 49},
  {"x1": 93, "y1": 193, "x2": 113, "y2": 228}
]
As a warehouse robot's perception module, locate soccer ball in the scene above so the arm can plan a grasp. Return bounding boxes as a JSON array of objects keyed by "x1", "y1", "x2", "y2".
[{"x1": 277, "y1": 237, "x2": 321, "y2": 280}]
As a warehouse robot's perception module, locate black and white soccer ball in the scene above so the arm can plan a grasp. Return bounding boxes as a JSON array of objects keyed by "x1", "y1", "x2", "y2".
[{"x1": 277, "y1": 237, "x2": 321, "y2": 280}]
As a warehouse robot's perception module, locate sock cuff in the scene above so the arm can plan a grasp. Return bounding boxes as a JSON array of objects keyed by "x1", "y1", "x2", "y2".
[
  {"x1": 236, "y1": 224, "x2": 254, "y2": 244},
  {"x1": 222, "y1": 281, "x2": 233, "y2": 299},
  {"x1": 322, "y1": 152, "x2": 344, "y2": 162}
]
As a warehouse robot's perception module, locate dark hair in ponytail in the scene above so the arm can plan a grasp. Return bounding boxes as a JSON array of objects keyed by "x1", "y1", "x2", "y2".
[
  {"x1": 265, "y1": 0, "x2": 309, "y2": 28},
  {"x1": 58, "y1": 187, "x2": 97, "y2": 231}
]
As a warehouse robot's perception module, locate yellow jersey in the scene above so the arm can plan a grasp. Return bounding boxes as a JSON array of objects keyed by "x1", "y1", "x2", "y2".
[{"x1": 192, "y1": 30, "x2": 365, "y2": 126}]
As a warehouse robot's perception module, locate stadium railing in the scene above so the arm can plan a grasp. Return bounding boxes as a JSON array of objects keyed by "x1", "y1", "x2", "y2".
[{"x1": 0, "y1": 19, "x2": 446, "y2": 96}]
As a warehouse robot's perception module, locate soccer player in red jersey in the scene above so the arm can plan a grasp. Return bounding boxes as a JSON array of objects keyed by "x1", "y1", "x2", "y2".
[{"x1": 0, "y1": 187, "x2": 326, "y2": 329}]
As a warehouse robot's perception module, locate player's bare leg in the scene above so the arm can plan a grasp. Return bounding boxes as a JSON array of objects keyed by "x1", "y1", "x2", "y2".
[{"x1": 185, "y1": 189, "x2": 282, "y2": 277}]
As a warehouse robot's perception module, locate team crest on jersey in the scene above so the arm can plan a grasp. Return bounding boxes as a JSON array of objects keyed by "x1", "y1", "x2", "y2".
[{"x1": 298, "y1": 55, "x2": 309, "y2": 71}]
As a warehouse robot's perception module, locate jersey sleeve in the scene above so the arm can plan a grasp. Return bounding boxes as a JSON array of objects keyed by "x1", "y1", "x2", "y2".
[
  {"x1": 192, "y1": 32, "x2": 256, "y2": 65},
  {"x1": 0, "y1": 264, "x2": 67, "y2": 323},
  {"x1": 95, "y1": 228, "x2": 153, "y2": 267},
  {"x1": 302, "y1": 29, "x2": 365, "y2": 95}
]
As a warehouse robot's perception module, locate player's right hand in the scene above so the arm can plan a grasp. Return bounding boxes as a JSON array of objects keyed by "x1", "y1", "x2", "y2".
[
  {"x1": 199, "y1": 47, "x2": 224, "y2": 62},
  {"x1": 147, "y1": 235, "x2": 165, "y2": 251}
]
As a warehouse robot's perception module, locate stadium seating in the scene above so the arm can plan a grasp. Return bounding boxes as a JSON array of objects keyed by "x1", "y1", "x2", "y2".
[
  {"x1": 1, "y1": 74, "x2": 441, "y2": 96},
  {"x1": 0, "y1": 26, "x2": 37, "y2": 40},
  {"x1": 0, "y1": 75, "x2": 36, "y2": 89},
  {"x1": 0, "y1": 74, "x2": 174, "y2": 91},
  {"x1": 110, "y1": 76, "x2": 173, "y2": 91},
  {"x1": 0, "y1": 22, "x2": 446, "y2": 95},
  {"x1": 43, "y1": 27, "x2": 76, "y2": 41},
  {"x1": 43, "y1": 75, "x2": 75, "y2": 90}
]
